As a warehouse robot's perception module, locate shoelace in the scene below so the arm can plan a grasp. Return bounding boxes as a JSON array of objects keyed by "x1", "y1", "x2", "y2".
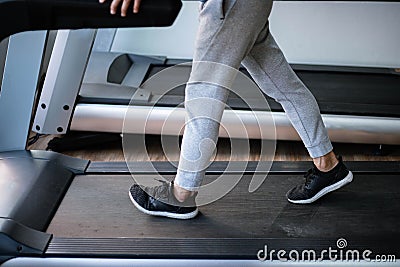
[
  {"x1": 154, "y1": 178, "x2": 170, "y2": 185},
  {"x1": 304, "y1": 168, "x2": 318, "y2": 188},
  {"x1": 145, "y1": 178, "x2": 171, "y2": 200},
  {"x1": 152, "y1": 178, "x2": 197, "y2": 206}
]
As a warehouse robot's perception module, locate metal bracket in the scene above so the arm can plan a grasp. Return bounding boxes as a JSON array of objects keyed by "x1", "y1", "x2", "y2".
[
  {"x1": 32, "y1": 29, "x2": 96, "y2": 135},
  {"x1": 132, "y1": 88, "x2": 151, "y2": 103},
  {"x1": 0, "y1": 218, "x2": 52, "y2": 263}
]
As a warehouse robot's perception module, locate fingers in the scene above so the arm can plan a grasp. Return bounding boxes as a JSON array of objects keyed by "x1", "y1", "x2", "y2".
[
  {"x1": 133, "y1": 0, "x2": 142, "y2": 13},
  {"x1": 121, "y1": 0, "x2": 132, "y2": 17},
  {"x1": 101, "y1": 0, "x2": 139, "y2": 16},
  {"x1": 110, "y1": 0, "x2": 122, "y2": 15}
]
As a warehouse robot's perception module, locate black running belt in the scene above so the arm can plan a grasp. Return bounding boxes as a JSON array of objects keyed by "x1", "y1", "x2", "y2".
[
  {"x1": 0, "y1": 0, "x2": 182, "y2": 42},
  {"x1": 46, "y1": 161, "x2": 400, "y2": 259},
  {"x1": 78, "y1": 63, "x2": 400, "y2": 118},
  {"x1": 151, "y1": 64, "x2": 400, "y2": 117}
]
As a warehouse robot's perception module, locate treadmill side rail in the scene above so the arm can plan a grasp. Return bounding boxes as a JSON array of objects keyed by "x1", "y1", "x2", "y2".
[
  {"x1": 0, "y1": 218, "x2": 52, "y2": 263},
  {"x1": 0, "y1": 151, "x2": 88, "y2": 237},
  {"x1": 0, "y1": 150, "x2": 90, "y2": 175},
  {"x1": 0, "y1": 150, "x2": 89, "y2": 262}
]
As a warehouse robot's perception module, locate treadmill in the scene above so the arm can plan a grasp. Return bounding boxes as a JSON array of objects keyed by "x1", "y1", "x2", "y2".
[
  {"x1": 1, "y1": 0, "x2": 400, "y2": 266},
  {"x1": 29, "y1": 1, "x2": 400, "y2": 147}
]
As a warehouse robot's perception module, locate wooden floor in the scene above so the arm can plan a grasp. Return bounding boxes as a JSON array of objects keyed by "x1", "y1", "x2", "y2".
[{"x1": 29, "y1": 132, "x2": 400, "y2": 162}]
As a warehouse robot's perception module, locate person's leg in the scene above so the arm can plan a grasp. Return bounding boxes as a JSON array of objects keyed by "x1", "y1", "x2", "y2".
[
  {"x1": 129, "y1": 0, "x2": 274, "y2": 217},
  {"x1": 241, "y1": 23, "x2": 352, "y2": 204},
  {"x1": 313, "y1": 150, "x2": 338, "y2": 172},
  {"x1": 242, "y1": 28, "x2": 333, "y2": 160},
  {"x1": 174, "y1": 0, "x2": 274, "y2": 199}
]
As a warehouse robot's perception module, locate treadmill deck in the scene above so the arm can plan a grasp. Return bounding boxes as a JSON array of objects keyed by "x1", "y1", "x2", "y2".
[{"x1": 47, "y1": 170, "x2": 400, "y2": 259}]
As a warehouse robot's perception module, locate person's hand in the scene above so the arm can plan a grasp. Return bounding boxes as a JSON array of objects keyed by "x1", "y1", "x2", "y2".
[{"x1": 99, "y1": 0, "x2": 142, "y2": 17}]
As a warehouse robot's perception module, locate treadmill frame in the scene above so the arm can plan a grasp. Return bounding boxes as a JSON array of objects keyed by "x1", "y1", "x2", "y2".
[{"x1": 30, "y1": 28, "x2": 400, "y2": 145}]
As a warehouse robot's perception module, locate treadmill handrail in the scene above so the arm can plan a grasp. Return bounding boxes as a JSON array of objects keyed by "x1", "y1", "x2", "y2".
[
  {"x1": 0, "y1": 0, "x2": 182, "y2": 42},
  {"x1": 2, "y1": 0, "x2": 399, "y2": 43}
]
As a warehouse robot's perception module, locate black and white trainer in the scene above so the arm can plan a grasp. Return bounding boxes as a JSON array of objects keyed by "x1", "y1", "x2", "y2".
[
  {"x1": 129, "y1": 180, "x2": 199, "y2": 220},
  {"x1": 286, "y1": 156, "x2": 353, "y2": 204}
]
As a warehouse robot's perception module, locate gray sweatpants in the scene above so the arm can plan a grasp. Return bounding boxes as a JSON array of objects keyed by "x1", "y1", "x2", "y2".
[{"x1": 175, "y1": 0, "x2": 333, "y2": 190}]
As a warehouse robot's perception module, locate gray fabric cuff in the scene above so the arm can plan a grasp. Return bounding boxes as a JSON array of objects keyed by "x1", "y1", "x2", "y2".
[
  {"x1": 306, "y1": 138, "x2": 333, "y2": 158},
  {"x1": 174, "y1": 169, "x2": 204, "y2": 191}
]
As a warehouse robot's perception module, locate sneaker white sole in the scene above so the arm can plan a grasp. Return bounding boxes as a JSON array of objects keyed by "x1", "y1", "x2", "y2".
[
  {"x1": 128, "y1": 190, "x2": 199, "y2": 220},
  {"x1": 287, "y1": 171, "x2": 353, "y2": 204}
]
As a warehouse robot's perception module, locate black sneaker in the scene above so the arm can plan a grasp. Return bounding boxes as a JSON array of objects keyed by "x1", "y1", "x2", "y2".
[
  {"x1": 286, "y1": 156, "x2": 353, "y2": 204},
  {"x1": 129, "y1": 180, "x2": 199, "y2": 220}
]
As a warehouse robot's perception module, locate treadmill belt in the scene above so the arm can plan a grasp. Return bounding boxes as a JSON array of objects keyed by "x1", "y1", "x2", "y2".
[
  {"x1": 48, "y1": 173, "x2": 400, "y2": 240},
  {"x1": 149, "y1": 65, "x2": 400, "y2": 117},
  {"x1": 79, "y1": 64, "x2": 400, "y2": 117}
]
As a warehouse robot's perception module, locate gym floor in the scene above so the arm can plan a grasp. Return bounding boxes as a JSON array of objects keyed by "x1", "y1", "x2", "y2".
[{"x1": 28, "y1": 132, "x2": 400, "y2": 162}]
